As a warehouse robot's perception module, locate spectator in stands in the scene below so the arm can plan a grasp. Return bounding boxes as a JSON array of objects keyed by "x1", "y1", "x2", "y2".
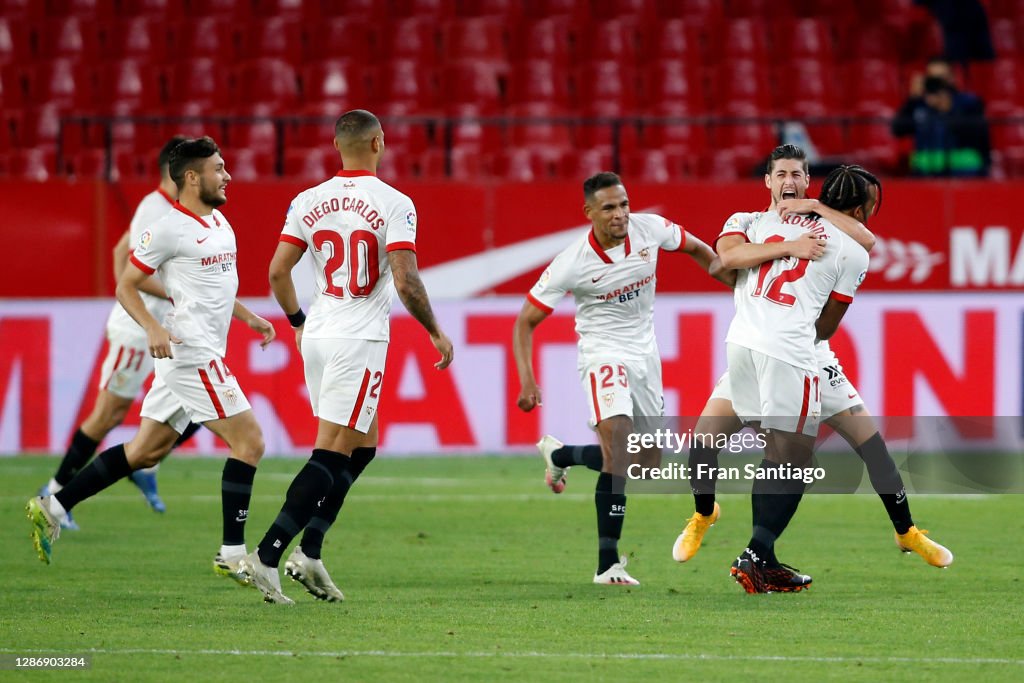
[{"x1": 892, "y1": 60, "x2": 991, "y2": 177}]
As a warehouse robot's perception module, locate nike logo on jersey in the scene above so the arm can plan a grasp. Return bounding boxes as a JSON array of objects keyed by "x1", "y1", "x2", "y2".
[
  {"x1": 197, "y1": 236, "x2": 210, "y2": 244},
  {"x1": 847, "y1": 392, "x2": 857, "y2": 399},
  {"x1": 591, "y1": 273, "x2": 609, "y2": 283}
]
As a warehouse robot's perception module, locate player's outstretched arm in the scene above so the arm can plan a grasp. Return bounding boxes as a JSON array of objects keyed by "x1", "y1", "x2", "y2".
[
  {"x1": 268, "y1": 241, "x2": 306, "y2": 350},
  {"x1": 815, "y1": 299, "x2": 851, "y2": 341},
  {"x1": 681, "y1": 232, "x2": 736, "y2": 287},
  {"x1": 512, "y1": 300, "x2": 548, "y2": 412},
  {"x1": 117, "y1": 263, "x2": 180, "y2": 358},
  {"x1": 113, "y1": 230, "x2": 170, "y2": 300},
  {"x1": 777, "y1": 198, "x2": 876, "y2": 252},
  {"x1": 232, "y1": 300, "x2": 276, "y2": 348},
  {"x1": 389, "y1": 249, "x2": 453, "y2": 370},
  {"x1": 717, "y1": 233, "x2": 825, "y2": 270}
]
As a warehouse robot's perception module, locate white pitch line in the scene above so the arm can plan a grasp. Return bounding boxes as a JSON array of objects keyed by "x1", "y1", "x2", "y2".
[{"x1": 0, "y1": 647, "x2": 1020, "y2": 666}]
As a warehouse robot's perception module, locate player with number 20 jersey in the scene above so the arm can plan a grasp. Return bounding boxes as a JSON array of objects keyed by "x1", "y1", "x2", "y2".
[{"x1": 278, "y1": 170, "x2": 417, "y2": 432}]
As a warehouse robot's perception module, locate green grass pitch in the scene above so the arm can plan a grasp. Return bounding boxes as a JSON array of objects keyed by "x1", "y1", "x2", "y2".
[{"x1": 2, "y1": 455, "x2": 1022, "y2": 681}]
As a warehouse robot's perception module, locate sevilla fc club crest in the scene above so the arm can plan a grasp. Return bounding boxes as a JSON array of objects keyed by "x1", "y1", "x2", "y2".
[
  {"x1": 639, "y1": 247, "x2": 651, "y2": 263},
  {"x1": 222, "y1": 388, "x2": 238, "y2": 406},
  {"x1": 602, "y1": 392, "x2": 615, "y2": 407},
  {"x1": 366, "y1": 406, "x2": 375, "y2": 417}
]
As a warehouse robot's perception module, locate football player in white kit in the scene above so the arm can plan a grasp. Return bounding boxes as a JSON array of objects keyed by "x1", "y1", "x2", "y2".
[
  {"x1": 28, "y1": 138, "x2": 276, "y2": 577},
  {"x1": 675, "y1": 157, "x2": 952, "y2": 582},
  {"x1": 238, "y1": 109, "x2": 454, "y2": 604},
  {"x1": 38, "y1": 136, "x2": 200, "y2": 528},
  {"x1": 514, "y1": 171, "x2": 725, "y2": 586}
]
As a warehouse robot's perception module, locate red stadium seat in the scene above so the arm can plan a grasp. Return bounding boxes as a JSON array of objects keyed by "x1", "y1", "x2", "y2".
[
  {"x1": 14, "y1": 104, "x2": 61, "y2": 147},
  {"x1": 990, "y1": 18, "x2": 1020, "y2": 58},
  {"x1": 22, "y1": 60, "x2": 92, "y2": 110},
  {"x1": 382, "y1": 18, "x2": 439, "y2": 62},
  {"x1": 0, "y1": 17, "x2": 28, "y2": 64},
  {"x1": 558, "y1": 147, "x2": 613, "y2": 180},
  {"x1": 491, "y1": 147, "x2": 549, "y2": 182},
  {"x1": 506, "y1": 102, "x2": 572, "y2": 151},
  {"x1": 715, "y1": 122, "x2": 778, "y2": 169},
  {"x1": 572, "y1": 61, "x2": 636, "y2": 116},
  {"x1": 848, "y1": 122, "x2": 900, "y2": 171},
  {"x1": 576, "y1": 18, "x2": 641, "y2": 67},
  {"x1": 445, "y1": 103, "x2": 504, "y2": 154},
  {"x1": 117, "y1": 0, "x2": 171, "y2": 16},
  {"x1": 710, "y1": 59, "x2": 773, "y2": 116},
  {"x1": 168, "y1": 58, "x2": 231, "y2": 108},
  {"x1": 773, "y1": 18, "x2": 833, "y2": 63},
  {"x1": 305, "y1": 18, "x2": 378, "y2": 62},
  {"x1": 506, "y1": 60, "x2": 570, "y2": 107},
  {"x1": 973, "y1": 59, "x2": 1024, "y2": 117},
  {"x1": 510, "y1": 17, "x2": 573, "y2": 67},
  {"x1": 299, "y1": 60, "x2": 367, "y2": 109},
  {"x1": 227, "y1": 148, "x2": 276, "y2": 181},
  {"x1": 457, "y1": 0, "x2": 521, "y2": 17},
  {"x1": 183, "y1": 0, "x2": 249, "y2": 18},
  {"x1": 228, "y1": 118, "x2": 278, "y2": 150},
  {"x1": 237, "y1": 17, "x2": 303, "y2": 62},
  {"x1": 36, "y1": 17, "x2": 102, "y2": 60},
  {"x1": 65, "y1": 149, "x2": 113, "y2": 180},
  {"x1": 441, "y1": 17, "x2": 508, "y2": 62},
  {"x1": 656, "y1": 0, "x2": 723, "y2": 22},
  {"x1": 523, "y1": 0, "x2": 587, "y2": 19},
  {"x1": 283, "y1": 146, "x2": 336, "y2": 181},
  {"x1": 719, "y1": 19, "x2": 769, "y2": 62},
  {"x1": 11, "y1": 146, "x2": 56, "y2": 181},
  {"x1": 838, "y1": 23, "x2": 898, "y2": 62},
  {"x1": 92, "y1": 60, "x2": 165, "y2": 114},
  {"x1": 251, "y1": 0, "x2": 305, "y2": 19},
  {"x1": 378, "y1": 102, "x2": 433, "y2": 155},
  {"x1": 441, "y1": 63, "x2": 501, "y2": 112},
  {"x1": 111, "y1": 147, "x2": 150, "y2": 180},
  {"x1": 101, "y1": 17, "x2": 170, "y2": 62},
  {"x1": 392, "y1": 0, "x2": 455, "y2": 19},
  {"x1": 373, "y1": 60, "x2": 439, "y2": 110},
  {"x1": 233, "y1": 59, "x2": 298, "y2": 110},
  {"x1": 639, "y1": 60, "x2": 706, "y2": 115},
  {"x1": 642, "y1": 19, "x2": 705, "y2": 66},
  {"x1": 640, "y1": 122, "x2": 710, "y2": 157},
  {"x1": 773, "y1": 60, "x2": 836, "y2": 117},
  {"x1": 846, "y1": 59, "x2": 902, "y2": 116},
  {"x1": 168, "y1": 17, "x2": 236, "y2": 60}
]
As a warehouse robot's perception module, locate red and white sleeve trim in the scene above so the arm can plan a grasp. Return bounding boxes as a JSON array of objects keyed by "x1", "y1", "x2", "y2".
[
  {"x1": 713, "y1": 231, "x2": 749, "y2": 254},
  {"x1": 526, "y1": 293, "x2": 553, "y2": 315},
  {"x1": 279, "y1": 234, "x2": 308, "y2": 251},
  {"x1": 386, "y1": 241, "x2": 416, "y2": 253},
  {"x1": 130, "y1": 254, "x2": 156, "y2": 275},
  {"x1": 830, "y1": 291, "x2": 854, "y2": 303}
]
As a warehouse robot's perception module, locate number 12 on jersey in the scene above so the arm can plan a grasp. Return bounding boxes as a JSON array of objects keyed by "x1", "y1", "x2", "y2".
[
  {"x1": 313, "y1": 229, "x2": 380, "y2": 299},
  {"x1": 753, "y1": 234, "x2": 809, "y2": 307}
]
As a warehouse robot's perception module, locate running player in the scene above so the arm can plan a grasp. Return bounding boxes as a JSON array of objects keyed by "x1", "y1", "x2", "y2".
[
  {"x1": 514, "y1": 171, "x2": 724, "y2": 586},
  {"x1": 38, "y1": 136, "x2": 200, "y2": 527},
  {"x1": 238, "y1": 109, "x2": 454, "y2": 604},
  {"x1": 27, "y1": 138, "x2": 276, "y2": 582}
]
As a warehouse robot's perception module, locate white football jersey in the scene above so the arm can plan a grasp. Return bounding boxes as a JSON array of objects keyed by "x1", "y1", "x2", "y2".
[
  {"x1": 106, "y1": 188, "x2": 175, "y2": 335},
  {"x1": 528, "y1": 213, "x2": 685, "y2": 363},
  {"x1": 279, "y1": 170, "x2": 418, "y2": 341},
  {"x1": 720, "y1": 211, "x2": 869, "y2": 371},
  {"x1": 130, "y1": 203, "x2": 239, "y2": 360}
]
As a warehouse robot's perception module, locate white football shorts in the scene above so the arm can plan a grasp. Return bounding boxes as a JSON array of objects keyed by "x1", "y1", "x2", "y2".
[
  {"x1": 98, "y1": 328, "x2": 154, "y2": 400},
  {"x1": 711, "y1": 362, "x2": 862, "y2": 421},
  {"x1": 140, "y1": 355, "x2": 250, "y2": 433},
  {"x1": 726, "y1": 342, "x2": 821, "y2": 437},
  {"x1": 302, "y1": 337, "x2": 388, "y2": 434},
  {"x1": 578, "y1": 353, "x2": 664, "y2": 431}
]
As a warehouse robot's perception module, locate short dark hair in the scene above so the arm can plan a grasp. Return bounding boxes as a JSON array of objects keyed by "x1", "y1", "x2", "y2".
[
  {"x1": 158, "y1": 135, "x2": 188, "y2": 172},
  {"x1": 335, "y1": 109, "x2": 381, "y2": 142},
  {"x1": 168, "y1": 136, "x2": 220, "y2": 191},
  {"x1": 924, "y1": 75, "x2": 953, "y2": 95},
  {"x1": 766, "y1": 144, "x2": 808, "y2": 174},
  {"x1": 819, "y1": 164, "x2": 883, "y2": 218},
  {"x1": 583, "y1": 171, "x2": 623, "y2": 201}
]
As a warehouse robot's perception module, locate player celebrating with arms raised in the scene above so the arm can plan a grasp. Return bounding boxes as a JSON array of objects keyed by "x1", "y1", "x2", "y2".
[{"x1": 514, "y1": 172, "x2": 725, "y2": 586}]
